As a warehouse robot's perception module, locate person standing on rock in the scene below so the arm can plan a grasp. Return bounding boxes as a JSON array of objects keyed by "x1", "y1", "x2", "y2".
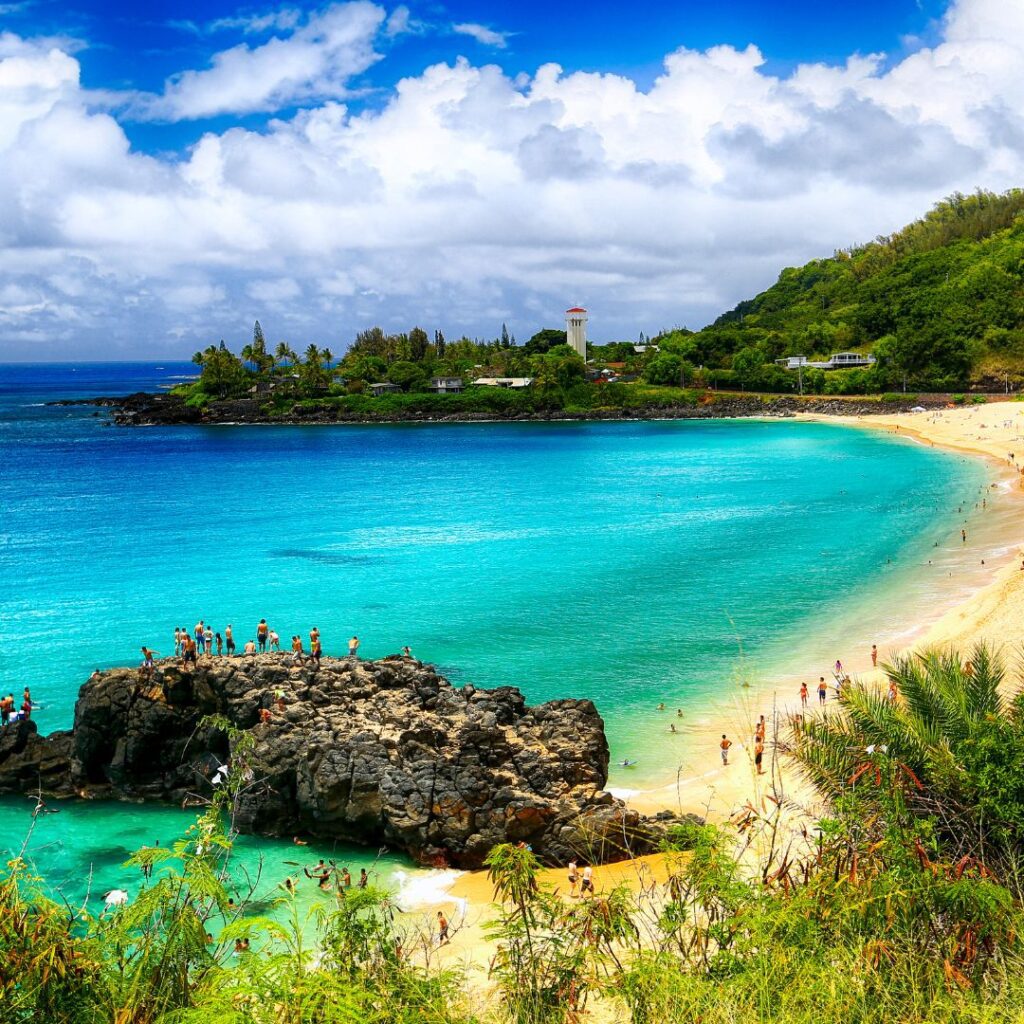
[
  {"x1": 194, "y1": 620, "x2": 205, "y2": 655},
  {"x1": 204, "y1": 624, "x2": 213, "y2": 658},
  {"x1": 257, "y1": 619, "x2": 269, "y2": 653},
  {"x1": 567, "y1": 860, "x2": 579, "y2": 897},
  {"x1": 244, "y1": 639, "x2": 257, "y2": 656},
  {"x1": 174, "y1": 627, "x2": 182, "y2": 657},
  {"x1": 215, "y1": 633, "x2": 223, "y2": 657},
  {"x1": 225, "y1": 624, "x2": 235, "y2": 656},
  {"x1": 269, "y1": 629, "x2": 280, "y2": 652},
  {"x1": 349, "y1": 636, "x2": 360, "y2": 660}
]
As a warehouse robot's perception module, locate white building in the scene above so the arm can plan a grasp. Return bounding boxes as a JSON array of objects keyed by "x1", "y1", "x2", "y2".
[{"x1": 566, "y1": 306, "x2": 588, "y2": 360}]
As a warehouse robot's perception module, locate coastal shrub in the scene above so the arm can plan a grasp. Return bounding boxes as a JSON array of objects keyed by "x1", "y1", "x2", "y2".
[{"x1": 881, "y1": 392, "x2": 917, "y2": 403}]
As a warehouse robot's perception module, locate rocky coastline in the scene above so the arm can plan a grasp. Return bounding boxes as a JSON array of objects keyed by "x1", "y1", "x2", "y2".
[
  {"x1": 0, "y1": 655, "x2": 686, "y2": 868},
  {"x1": 55, "y1": 391, "x2": 938, "y2": 426}
]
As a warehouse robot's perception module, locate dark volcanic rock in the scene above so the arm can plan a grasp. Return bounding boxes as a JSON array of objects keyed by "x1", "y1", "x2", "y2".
[{"x1": 0, "y1": 656, "x2": 676, "y2": 867}]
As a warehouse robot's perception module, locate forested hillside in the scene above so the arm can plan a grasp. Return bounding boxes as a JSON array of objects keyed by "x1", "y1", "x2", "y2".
[{"x1": 657, "y1": 190, "x2": 1024, "y2": 393}]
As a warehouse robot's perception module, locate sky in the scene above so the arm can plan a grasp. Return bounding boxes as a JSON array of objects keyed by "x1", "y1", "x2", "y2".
[{"x1": 0, "y1": 0, "x2": 1022, "y2": 359}]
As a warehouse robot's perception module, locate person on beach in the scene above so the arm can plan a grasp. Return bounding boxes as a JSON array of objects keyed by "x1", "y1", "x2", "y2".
[
  {"x1": 580, "y1": 865, "x2": 594, "y2": 896},
  {"x1": 800, "y1": 682, "x2": 808, "y2": 707},
  {"x1": 676, "y1": 708, "x2": 683, "y2": 718},
  {"x1": 755, "y1": 715, "x2": 766, "y2": 742},
  {"x1": 341, "y1": 867, "x2": 352, "y2": 888},
  {"x1": 720, "y1": 735, "x2": 732, "y2": 765},
  {"x1": 349, "y1": 636, "x2": 360, "y2": 659},
  {"x1": 140, "y1": 646, "x2": 156, "y2": 675},
  {"x1": 225, "y1": 624, "x2": 235, "y2": 656},
  {"x1": 888, "y1": 680, "x2": 898, "y2": 702},
  {"x1": 437, "y1": 911, "x2": 450, "y2": 945},
  {"x1": 962, "y1": 528, "x2": 967, "y2": 543},
  {"x1": 754, "y1": 737, "x2": 765, "y2": 775},
  {"x1": 818, "y1": 678, "x2": 827, "y2": 705},
  {"x1": 358, "y1": 869, "x2": 368, "y2": 889},
  {"x1": 871, "y1": 644, "x2": 878, "y2": 667},
  {"x1": 656, "y1": 703, "x2": 665, "y2": 711},
  {"x1": 567, "y1": 860, "x2": 579, "y2": 897},
  {"x1": 834, "y1": 659, "x2": 843, "y2": 677},
  {"x1": 257, "y1": 619, "x2": 269, "y2": 653},
  {"x1": 669, "y1": 723, "x2": 677, "y2": 734},
  {"x1": 270, "y1": 629, "x2": 280, "y2": 652}
]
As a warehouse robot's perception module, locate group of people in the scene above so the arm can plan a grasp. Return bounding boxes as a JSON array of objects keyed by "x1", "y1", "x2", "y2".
[
  {"x1": 566, "y1": 860, "x2": 596, "y2": 897},
  {"x1": 0, "y1": 688, "x2": 33, "y2": 726},
  {"x1": 295, "y1": 858, "x2": 370, "y2": 894},
  {"x1": 164, "y1": 620, "x2": 372, "y2": 669}
]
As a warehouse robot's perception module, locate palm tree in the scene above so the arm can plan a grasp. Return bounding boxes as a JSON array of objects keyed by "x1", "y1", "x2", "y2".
[
  {"x1": 304, "y1": 343, "x2": 320, "y2": 368},
  {"x1": 784, "y1": 644, "x2": 1009, "y2": 850},
  {"x1": 274, "y1": 342, "x2": 297, "y2": 370}
]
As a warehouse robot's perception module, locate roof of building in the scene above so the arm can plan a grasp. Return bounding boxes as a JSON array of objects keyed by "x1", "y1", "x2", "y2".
[{"x1": 566, "y1": 306, "x2": 587, "y2": 314}]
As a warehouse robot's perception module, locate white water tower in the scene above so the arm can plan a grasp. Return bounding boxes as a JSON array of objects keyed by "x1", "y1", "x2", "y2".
[{"x1": 566, "y1": 306, "x2": 588, "y2": 360}]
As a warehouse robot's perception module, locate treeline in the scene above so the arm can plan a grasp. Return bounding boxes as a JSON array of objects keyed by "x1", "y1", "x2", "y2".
[
  {"x1": 188, "y1": 320, "x2": 662, "y2": 410},
  {"x1": 668, "y1": 189, "x2": 1024, "y2": 393},
  {"x1": 7, "y1": 645, "x2": 1024, "y2": 1023}
]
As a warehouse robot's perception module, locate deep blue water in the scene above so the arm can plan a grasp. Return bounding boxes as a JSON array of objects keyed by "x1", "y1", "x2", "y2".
[{"x1": 0, "y1": 362, "x2": 997, "y2": 906}]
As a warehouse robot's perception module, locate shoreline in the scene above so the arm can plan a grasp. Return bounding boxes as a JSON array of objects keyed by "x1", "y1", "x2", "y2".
[
  {"x1": 407, "y1": 403, "x2": 1024, "y2": 941},
  {"x1": 60, "y1": 390, "x2": 965, "y2": 428},
  {"x1": 608, "y1": 404, "x2": 1024, "y2": 823}
]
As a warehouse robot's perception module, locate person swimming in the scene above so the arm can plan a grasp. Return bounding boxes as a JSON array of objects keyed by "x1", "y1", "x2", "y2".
[{"x1": 618, "y1": 759, "x2": 637, "y2": 767}]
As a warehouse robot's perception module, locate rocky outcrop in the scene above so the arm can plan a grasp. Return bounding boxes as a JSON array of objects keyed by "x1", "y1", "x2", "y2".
[
  {"x1": 0, "y1": 656, "x2": 682, "y2": 867},
  {"x1": 60, "y1": 391, "x2": 946, "y2": 426}
]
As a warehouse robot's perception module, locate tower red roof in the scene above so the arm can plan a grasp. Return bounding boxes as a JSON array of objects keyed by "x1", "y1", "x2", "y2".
[{"x1": 566, "y1": 307, "x2": 587, "y2": 313}]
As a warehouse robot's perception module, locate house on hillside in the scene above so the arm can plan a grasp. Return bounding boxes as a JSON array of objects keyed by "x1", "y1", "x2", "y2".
[
  {"x1": 370, "y1": 382, "x2": 402, "y2": 396},
  {"x1": 428, "y1": 376, "x2": 464, "y2": 394},
  {"x1": 471, "y1": 377, "x2": 534, "y2": 389},
  {"x1": 775, "y1": 353, "x2": 876, "y2": 371}
]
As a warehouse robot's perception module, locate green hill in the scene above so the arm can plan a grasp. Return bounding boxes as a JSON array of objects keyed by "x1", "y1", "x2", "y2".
[{"x1": 658, "y1": 189, "x2": 1024, "y2": 393}]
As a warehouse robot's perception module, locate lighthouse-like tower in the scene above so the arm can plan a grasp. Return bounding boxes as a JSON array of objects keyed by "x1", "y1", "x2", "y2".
[{"x1": 566, "y1": 306, "x2": 588, "y2": 360}]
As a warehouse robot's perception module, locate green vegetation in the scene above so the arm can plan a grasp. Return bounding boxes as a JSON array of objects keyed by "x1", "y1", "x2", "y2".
[
  {"x1": 663, "y1": 189, "x2": 1024, "y2": 393},
  {"x1": 7, "y1": 646, "x2": 1024, "y2": 1022}
]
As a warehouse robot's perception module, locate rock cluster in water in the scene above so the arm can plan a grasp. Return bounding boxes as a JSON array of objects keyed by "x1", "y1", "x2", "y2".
[{"x1": 0, "y1": 655, "x2": 681, "y2": 867}]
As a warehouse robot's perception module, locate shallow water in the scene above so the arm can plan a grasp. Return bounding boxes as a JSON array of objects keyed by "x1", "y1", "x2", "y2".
[{"x1": 0, "y1": 363, "x2": 1003, "y2": 901}]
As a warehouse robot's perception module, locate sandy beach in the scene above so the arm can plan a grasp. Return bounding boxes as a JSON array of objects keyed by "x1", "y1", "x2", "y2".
[{"x1": 407, "y1": 400, "x2": 1024, "y2": 949}]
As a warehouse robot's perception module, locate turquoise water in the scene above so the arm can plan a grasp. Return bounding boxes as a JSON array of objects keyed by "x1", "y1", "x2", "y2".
[{"x1": 0, "y1": 363, "x2": 997, "y2": 906}]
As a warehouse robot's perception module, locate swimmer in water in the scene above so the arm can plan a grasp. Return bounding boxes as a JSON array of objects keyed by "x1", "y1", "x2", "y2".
[{"x1": 618, "y1": 759, "x2": 637, "y2": 767}]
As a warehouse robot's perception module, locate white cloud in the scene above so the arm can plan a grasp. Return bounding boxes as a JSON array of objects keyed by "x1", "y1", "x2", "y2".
[
  {"x1": 452, "y1": 22, "x2": 509, "y2": 49},
  {"x1": 128, "y1": 2, "x2": 385, "y2": 120},
  {"x1": 1, "y1": 0, "x2": 1024, "y2": 358}
]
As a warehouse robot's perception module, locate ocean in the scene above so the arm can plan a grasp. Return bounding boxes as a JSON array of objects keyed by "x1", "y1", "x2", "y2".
[{"x1": 0, "y1": 362, "x2": 1004, "y2": 909}]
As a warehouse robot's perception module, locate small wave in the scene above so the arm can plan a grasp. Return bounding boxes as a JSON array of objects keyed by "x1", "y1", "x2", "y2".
[
  {"x1": 606, "y1": 786, "x2": 641, "y2": 799},
  {"x1": 393, "y1": 868, "x2": 466, "y2": 912}
]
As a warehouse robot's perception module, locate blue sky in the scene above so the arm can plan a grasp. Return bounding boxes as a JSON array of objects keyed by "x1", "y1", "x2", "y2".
[{"x1": 0, "y1": 0, "x2": 1021, "y2": 358}]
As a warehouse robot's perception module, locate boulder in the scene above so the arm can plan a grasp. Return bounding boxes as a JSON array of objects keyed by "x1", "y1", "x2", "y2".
[{"x1": 0, "y1": 655, "x2": 682, "y2": 867}]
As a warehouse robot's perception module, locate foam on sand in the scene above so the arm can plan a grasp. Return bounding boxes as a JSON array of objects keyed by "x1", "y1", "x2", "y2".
[{"x1": 393, "y1": 868, "x2": 467, "y2": 913}]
